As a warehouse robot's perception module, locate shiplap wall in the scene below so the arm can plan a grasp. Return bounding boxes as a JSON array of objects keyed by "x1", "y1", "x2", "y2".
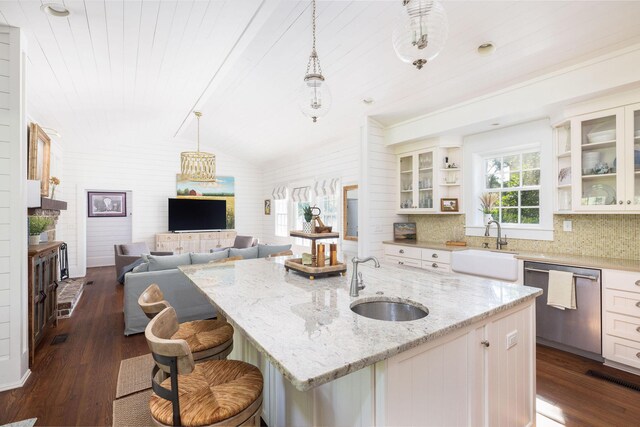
[
  {"x1": 86, "y1": 191, "x2": 132, "y2": 267},
  {"x1": 260, "y1": 133, "x2": 360, "y2": 256},
  {"x1": 0, "y1": 26, "x2": 29, "y2": 391},
  {"x1": 359, "y1": 118, "x2": 406, "y2": 258},
  {"x1": 61, "y1": 140, "x2": 262, "y2": 278}
]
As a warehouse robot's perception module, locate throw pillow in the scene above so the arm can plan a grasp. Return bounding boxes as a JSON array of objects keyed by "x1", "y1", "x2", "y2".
[
  {"x1": 229, "y1": 246, "x2": 258, "y2": 259},
  {"x1": 257, "y1": 244, "x2": 292, "y2": 258},
  {"x1": 132, "y1": 262, "x2": 149, "y2": 273},
  {"x1": 147, "y1": 253, "x2": 191, "y2": 272},
  {"x1": 121, "y1": 242, "x2": 150, "y2": 256},
  {"x1": 190, "y1": 250, "x2": 230, "y2": 265},
  {"x1": 210, "y1": 247, "x2": 228, "y2": 253},
  {"x1": 233, "y1": 235, "x2": 255, "y2": 249}
]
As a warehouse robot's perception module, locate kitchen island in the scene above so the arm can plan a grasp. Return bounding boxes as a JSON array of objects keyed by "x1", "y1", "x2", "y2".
[{"x1": 180, "y1": 257, "x2": 542, "y2": 427}]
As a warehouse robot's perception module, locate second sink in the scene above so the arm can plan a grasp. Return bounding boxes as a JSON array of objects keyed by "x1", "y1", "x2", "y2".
[{"x1": 351, "y1": 298, "x2": 428, "y2": 321}]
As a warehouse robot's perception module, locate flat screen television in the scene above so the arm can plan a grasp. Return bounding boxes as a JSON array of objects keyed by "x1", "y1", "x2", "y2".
[{"x1": 168, "y1": 198, "x2": 227, "y2": 232}]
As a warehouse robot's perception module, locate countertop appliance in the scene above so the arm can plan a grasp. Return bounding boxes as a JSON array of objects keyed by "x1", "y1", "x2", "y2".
[{"x1": 524, "y1": 261, "x2": 602, "y2": 361}]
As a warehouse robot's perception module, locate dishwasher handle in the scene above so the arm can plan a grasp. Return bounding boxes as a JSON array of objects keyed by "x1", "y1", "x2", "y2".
[{"x1": 524, "y1": 267, "x2": 598, "y2": 281}]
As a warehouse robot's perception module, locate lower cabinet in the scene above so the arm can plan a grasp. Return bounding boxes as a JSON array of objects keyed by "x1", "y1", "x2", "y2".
[{"x1": 384, "y1": 244, "x2": 452, "y2": 273}]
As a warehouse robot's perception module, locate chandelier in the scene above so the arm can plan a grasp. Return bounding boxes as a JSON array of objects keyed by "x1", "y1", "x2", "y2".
[
  {"x1": 298, "y1": 0, "x2": 331, "y2": 122},
  {"x1": 392, "y1": 0, "x2": 448, "y2": 70},
  {"x1": 180, "y1": 111, "x2": 216, "y2": 182}
]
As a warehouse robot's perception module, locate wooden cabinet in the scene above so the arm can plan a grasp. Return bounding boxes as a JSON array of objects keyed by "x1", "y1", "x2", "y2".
[
  {"x1": 28, "y1": 242, "x2": 61, "y2": 367},
  {"x1": 603, "y1": 268, "x2": 640, "y2": 372},
  {"x1": 155, "y1": 231, "x2": 237, "y2": 254}
]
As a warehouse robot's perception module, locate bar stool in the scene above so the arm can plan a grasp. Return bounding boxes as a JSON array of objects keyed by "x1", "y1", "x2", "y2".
[
  {"x1": 138, "y1": 284, "x2": 234, "y2": 361},
  {"x1": 146, "y1": 307, "x2": 263, "y2": 427}
]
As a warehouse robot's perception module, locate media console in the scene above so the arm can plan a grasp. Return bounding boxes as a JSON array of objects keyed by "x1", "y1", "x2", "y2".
[{"x1": 155, "y1": 230, "x2": 237, "y2": 254}]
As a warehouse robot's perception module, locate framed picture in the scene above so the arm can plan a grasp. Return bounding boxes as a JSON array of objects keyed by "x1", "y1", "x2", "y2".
[
  {"x1": 264, "y1": 199, "x2": 271, "y2": 215},
  {"x1": 393, "y1": 222, "x2": 416, "y2": 241},
  {"x1": 88, "y1": 192, "x2": 127, "y2": 217},
  {"x1": 440, "y1": 198, "x2": 459, "y2": 212},
  {"x1": 28, "y1": 123, "x2": 51, "y2": 197}
]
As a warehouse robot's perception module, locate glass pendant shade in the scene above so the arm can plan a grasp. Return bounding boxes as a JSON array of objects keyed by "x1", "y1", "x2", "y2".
[
  {"x1": 180, "y1": 112, "x2": 216, "y2": 182},
  {"x1": 298, "y1": 73, "x2": 332, "y2": 123},
  {"x1": 392, "y1": 0, "x2": 448, "y2": 69}
]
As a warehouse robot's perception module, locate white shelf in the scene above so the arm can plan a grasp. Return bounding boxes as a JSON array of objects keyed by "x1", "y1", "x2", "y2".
[
  {"x1": 419, "y1": 188, "x2": 433, "y2": 191},
  {"x1": 401, "y1": 190, "x2": 413, "y2": 193},
  {"x1": 440, "y1": 168, "x2": 461, "y2": 171},
  {"x1": 441, "y1": 183, "x2": 460, "y2": 186},
  {"x1": 401, "y1": 170, "x2": 413, "y2": 174},
  {"x1": 557, "y1": 152, "x2": 571, "y2": 158},
  {"x1": 557, "y1": 184, "x2": 572, "y2": 189},
  {"x1": 582, "y1": 173, "x2": 616, "y2": 179},
  {"x1": 418, "y1": 167, "x2": 433, "y2": 171},
  {"x1": 582, "y1": 140, "x2": 616, "y2": 150}
]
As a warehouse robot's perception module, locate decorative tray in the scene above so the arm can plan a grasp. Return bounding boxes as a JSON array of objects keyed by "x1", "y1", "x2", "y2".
[{"x1": 284, "y1": 258, "x2": 347, "y2": 280}]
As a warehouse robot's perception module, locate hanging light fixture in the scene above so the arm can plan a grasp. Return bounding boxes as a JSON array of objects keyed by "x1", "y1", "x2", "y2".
[
  {"x1": 180, "y1": 112, "x2": 216, "y2": 182},
  {"x1": 392, "y1": 0, "x2": 448, "y2": 70},
  {"x1": 298, "y1": 0, "x2": 331, "y2": 122}
]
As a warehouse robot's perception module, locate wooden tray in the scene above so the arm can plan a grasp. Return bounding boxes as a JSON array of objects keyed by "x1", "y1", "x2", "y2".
[{"x1": 284, "y1": 258, "x2": 347, "y2": 280}]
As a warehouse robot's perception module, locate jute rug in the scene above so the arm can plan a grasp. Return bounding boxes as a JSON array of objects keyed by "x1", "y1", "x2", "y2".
[
  {"x1": 112, "y1": 389, "x2": 153, "y2": 427},
  {"x1": 1, "y1": 419, "x2": 37, "y2": 427},
  {"x1": 116, "y1": 353, "x2": 154, "y2": 399}
]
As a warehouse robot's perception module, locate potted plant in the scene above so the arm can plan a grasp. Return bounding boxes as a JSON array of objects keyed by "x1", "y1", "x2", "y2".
[
  {"x1": 479, "y1": 192, "x2": 498, "y2": 225},
  {"x1": 29, "y1": 216, "x2": 51, "y2": 245},
  {"x1": 302, "y1": 205, "x2": 314, "y2": 233}
]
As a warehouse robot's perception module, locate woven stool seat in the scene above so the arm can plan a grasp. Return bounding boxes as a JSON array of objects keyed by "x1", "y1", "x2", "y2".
[
  {"x1": 149, "y1": 359, "x2": 263, "y2": 427},
  {"x1": 172, "y1": 319, "x2": 234, "y2": 354}
]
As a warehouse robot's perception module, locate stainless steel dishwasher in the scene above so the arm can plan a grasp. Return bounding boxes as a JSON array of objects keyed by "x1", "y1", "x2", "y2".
[{"x1": 524, "y1": 261, "x2": 602, "y2": 361}]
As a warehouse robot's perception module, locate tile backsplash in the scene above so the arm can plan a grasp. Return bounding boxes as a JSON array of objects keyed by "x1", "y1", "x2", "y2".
[{"x1": 408, "y1": 214, "x2": 640, "y2": 260}]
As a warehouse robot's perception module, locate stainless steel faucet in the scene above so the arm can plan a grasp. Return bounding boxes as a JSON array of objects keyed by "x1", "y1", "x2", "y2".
[
  {"x1": 350, "y1": 256, "x2": 380, "y2": 297},
  {"x1": 485, "y1": 220, "x2": 508, "y2": 250}
]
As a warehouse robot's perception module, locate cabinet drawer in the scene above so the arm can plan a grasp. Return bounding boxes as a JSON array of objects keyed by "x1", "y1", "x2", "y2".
[
  {"x1": 385, "y1": 255, "x2": 421, "y2": 268},
  {"x1": 421, "y1": 249, "x2": 451, "y2": 263},
  {"x1": 604, "y1": 289, "x2": 640, "y2": 318},
  {"x1": 156, "y1": 233, "x2": 180, "y2": 242},
  {"x1": 603, "y1": 269, "x2": 640, "y2": 293},
  {"x1": 384, "y1": 245, "x2": 421, "y2": 260},
  {"x1": 421, "y1": 261, "x2": 451, "y2": 273},
  {"x1": 605, "y1": 311, "x2": 640, "y2": 343},
  {"x1": 180, "y1": 234, "x2": 199, "y2": 241},
  {"x1": 603, "y1": 335, "x2": 640, "y2": 370}
]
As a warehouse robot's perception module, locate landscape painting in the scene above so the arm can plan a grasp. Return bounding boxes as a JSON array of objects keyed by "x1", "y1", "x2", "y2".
[{"x1": 176, "y1": 174, "x2": 235, "y2": 229}]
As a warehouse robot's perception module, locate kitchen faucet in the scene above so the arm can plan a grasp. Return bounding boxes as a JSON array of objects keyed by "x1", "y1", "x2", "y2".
[
  {"x1": 350, "y1": 256, "x2": 380, "y2": 297},
  {"x1": 485, "y1": 220, "x2": 508, "y2": 250}
]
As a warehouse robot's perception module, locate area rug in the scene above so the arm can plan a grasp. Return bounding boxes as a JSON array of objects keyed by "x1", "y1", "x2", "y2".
[
  {"x1": 115, "y1": 353, "x2": 154, "y2": 398},
  {"x1": 0, "y1": 419, "x2": 37, "y2": 427},
  {"x1": 112, "y1": 389, "x2": 153, "y2": 427}
]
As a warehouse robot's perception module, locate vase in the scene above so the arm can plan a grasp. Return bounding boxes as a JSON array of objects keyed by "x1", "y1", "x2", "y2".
[
  {"x1": 483, "y1": 214, "x2": 493, "y2": 226},
  {"x1": 303, "y1": 222, "x2": 313, "y2": 233},
  {"x1": 29, "y1": 235, "x2": 40, "y2": 245},
  {"x1": 50, "y1": 185, "x2": 56, "y2": 200}
]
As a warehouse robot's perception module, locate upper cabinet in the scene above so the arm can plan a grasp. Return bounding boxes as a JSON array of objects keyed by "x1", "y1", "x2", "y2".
[
  {"x1": 570, "y1": 105, "x2": 639, "y2": 212},
  {"x1": 397, "y1": 144, "x2": 462, "y2": 214}
]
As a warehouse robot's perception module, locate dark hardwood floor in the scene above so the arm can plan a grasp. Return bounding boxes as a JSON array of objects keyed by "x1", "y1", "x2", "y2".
[
  {"x1": 0, "y1": 266, "x2": 148, "y2": 426},
  {"x1": 1, "y1": 266, "x2": 639, "y2": 426}
]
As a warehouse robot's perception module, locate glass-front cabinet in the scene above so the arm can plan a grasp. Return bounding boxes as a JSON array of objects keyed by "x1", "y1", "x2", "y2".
[
  {"x1": 570, "y1": 105, "x2": 640, "y2": 212},
  {"x1": 398, "y1": 149, "x2": 435, "y2": 212}
]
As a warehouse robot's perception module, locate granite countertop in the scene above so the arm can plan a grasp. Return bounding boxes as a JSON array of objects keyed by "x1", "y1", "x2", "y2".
[
  {"x1": 383, "y1": 240, "x2": 640, "y2": 273},
  {"x1": 180, "y1": 258, "x2": 541, "y2": 392}
]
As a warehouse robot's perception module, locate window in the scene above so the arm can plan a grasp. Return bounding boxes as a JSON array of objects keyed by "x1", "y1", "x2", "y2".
[
  {"x1": 274, "y1": 198, "x2": 288, "y2": 237},
  {"x1": 315, "y1": 195, "x2": 338, "y2": 229},
  {"x1": 483, "y1": 151, "x2": 540, "y2": 224}
]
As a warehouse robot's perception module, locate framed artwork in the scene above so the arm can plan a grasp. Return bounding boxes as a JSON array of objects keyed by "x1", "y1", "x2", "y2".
[
  {"x1": 440, "y1": 198, "x2": 459, "y2": 212},
  {"x1": 88, "y1": 192, "x2": 127, "y2": 217},
  {"x1": 176, "y1": 174, "x2": 235, "y2": 229},
  {"x1": 393, "y1": 222, "x2": 416, "y2": 241},
  {"x1": 264, "y1": 199, "x2": 271, "y2": 215},
  {"x1": 28, "y1": 123, "x2": 51, "y2": 196}
]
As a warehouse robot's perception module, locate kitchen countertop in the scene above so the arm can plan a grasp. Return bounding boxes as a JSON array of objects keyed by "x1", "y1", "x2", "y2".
[
  {"x1": 180, "y1": 258, "x2": 541, "y2": 392},
  {"x1": 383, "y1": 240, "x2": 640, "y2": 273}
]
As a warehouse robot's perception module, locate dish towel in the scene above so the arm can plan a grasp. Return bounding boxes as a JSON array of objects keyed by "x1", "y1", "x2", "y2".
[{"x1": 547, "y1": 270, "x2": 576, "y2": 310}]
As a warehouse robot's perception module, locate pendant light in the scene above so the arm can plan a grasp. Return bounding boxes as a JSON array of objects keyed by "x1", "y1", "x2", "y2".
[
  {"x1": 298, "y1": 0, "x2": 331, "y2": 123},
  {"x1": 180, "y1": 112, "x2": 216, "y2": 182},
  {"x1": 392, "y1": 0, "x2": 448, "y2": 70}
]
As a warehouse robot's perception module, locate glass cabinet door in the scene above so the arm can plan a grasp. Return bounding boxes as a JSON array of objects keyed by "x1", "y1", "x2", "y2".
[
  {"x1": 625, "y1": 104, "x2": 640, "y2": 209},
  {"x1": 418, "y1": 152, "x2": 433, "y2": 209},
  {"x1": 399, "y1": 154, "x2": 414, "y2": 210},
  {"x1": 573, "y1": 109, "x2": 624, "y2": 211}
]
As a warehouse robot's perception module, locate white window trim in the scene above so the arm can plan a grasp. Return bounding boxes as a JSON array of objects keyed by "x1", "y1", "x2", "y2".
[{"x1": 463, "y1": 119, "x2": 554, "y2": 241}]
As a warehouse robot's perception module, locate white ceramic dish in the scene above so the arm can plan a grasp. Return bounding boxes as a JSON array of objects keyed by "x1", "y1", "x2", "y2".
[{"x1": 587, "y1": 129, "x2": 616, "y2": 144}]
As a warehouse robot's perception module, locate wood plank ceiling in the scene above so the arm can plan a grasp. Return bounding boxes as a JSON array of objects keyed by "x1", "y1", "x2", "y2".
[{"x1": 1, "y1": 1, "x2": 640, "y2": 164}]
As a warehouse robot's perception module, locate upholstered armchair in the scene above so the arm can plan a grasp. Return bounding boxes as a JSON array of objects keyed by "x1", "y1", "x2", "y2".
[{"x1": 114, "y1": 242, "x2": 172, "y2": 281}]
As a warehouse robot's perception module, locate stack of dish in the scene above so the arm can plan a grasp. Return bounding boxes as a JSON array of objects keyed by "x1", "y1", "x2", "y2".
[
  {"x1": 582, "y1": 151, "x2": 601, "y2": 175},
  {"x1": 586, "y1": 129, "x2": 615, "y2": 144}
]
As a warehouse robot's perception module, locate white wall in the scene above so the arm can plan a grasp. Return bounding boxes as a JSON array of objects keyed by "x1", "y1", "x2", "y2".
[
  {"x1": 260, "y1": 133, "x2": 360, "y2": 256},
  {"x1": 86, "y1": 191, "x2": 132, "y2": 267},
  {"x1": 0, "y1": 26, "x2": 29, "y2": 391},
  {"x1": 61, "y1": 140, "x2": 262, "y2": 278}
]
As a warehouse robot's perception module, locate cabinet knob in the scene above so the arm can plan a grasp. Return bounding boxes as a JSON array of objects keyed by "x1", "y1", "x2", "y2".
[
  {"x1": 635, "y1": 280, "x2": 640, "y2": 287},
  {"x1": 619, "y1": 200, "x2": 623, "y2": 205},
  {"x1": 399, "y1": 249, "x2": 405, "y2": 254},
  {"x1": 636, "y1": 326, "x2": 640, "y2": 333},
  {"x1": 432, "y1": 253, "x2": 438, "y2": 258},
  {"x1": 432, "y1": 263, "x2": 438, "y2": 268},
  {"x1": 637, "y1": 352, "x2": 640, "y2": 359},
  {"x1": 481, "y1": 340, "x2": 490, "y2": 348},
  {"x1": 398, "y1": 261, "x2": 404, "y2": 265},
  {"x1": 636, "y1": 301, "x2": 640, "y2": 308},
  {"x1": 628, "y1": 200, "x2": 632, "y2": 205}
]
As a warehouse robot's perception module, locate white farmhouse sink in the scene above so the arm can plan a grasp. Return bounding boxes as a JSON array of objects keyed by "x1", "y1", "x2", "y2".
[{"x1": 450, "y1": 249, "x2": 519, "y2": 282}]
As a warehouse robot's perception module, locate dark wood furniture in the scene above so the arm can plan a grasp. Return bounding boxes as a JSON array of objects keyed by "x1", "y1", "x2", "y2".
[{"x1": 28, "y1": 241, "x2": 61, "y2": 367}]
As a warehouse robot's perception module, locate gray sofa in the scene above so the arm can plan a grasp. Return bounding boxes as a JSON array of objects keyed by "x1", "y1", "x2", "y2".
[{"x1": 123, "y1": 244, "x2": 292, "y2": 335}]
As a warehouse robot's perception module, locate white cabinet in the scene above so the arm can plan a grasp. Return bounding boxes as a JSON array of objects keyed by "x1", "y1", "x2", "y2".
[
  {"x1": 602, "y1": 269, "x2": 640, "y2": 372},
  {"x1": 384, "y1": 244, "x2": 452, "y2": 272},
  {"x1": 155, "y1": 231, "x2": 236, "y2": 254},
  {"x1": 570, "y1": 105, "x2": 640, "y2": 212}
]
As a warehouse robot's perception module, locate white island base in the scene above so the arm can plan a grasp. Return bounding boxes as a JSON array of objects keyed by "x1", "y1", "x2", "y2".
[{"x1": 227, "y1": 300, "x2": 535, "y2": 427}]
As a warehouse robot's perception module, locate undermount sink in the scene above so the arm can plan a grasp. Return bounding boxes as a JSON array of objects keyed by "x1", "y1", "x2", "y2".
[
  {"x1": 350, "y1": 298, "x2": 428, "y2": 321},
  {"x1": 450, "y1": 249, "x2": 519, "y2": 281}
]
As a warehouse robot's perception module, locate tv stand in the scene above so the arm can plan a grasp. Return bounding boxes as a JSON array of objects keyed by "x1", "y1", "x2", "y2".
[{"x1": 156, "y1": 231, "x2": 237, "y2": 254}]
